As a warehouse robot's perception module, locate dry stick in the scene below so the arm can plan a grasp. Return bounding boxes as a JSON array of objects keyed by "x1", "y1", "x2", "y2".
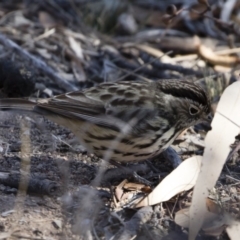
[{"x1": 0, "y1": 33, "x2": 78, "y2": 92}]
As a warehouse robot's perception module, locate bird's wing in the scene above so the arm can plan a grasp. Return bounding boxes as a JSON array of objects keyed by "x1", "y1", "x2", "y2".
[
  {"x1": 37, "y1": 91, "x2": 128, "y2": 132},
  {"x1": 37, "y1": 81, "x2": 158, "y2": 133},
  {"x1": 0, "y1": 81, "x2": 158, "y2": 133}
]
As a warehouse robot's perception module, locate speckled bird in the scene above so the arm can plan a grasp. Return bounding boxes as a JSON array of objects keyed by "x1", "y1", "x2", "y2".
[{"x1": 0, "y1": 79, "x2": 211, "y2": 162}]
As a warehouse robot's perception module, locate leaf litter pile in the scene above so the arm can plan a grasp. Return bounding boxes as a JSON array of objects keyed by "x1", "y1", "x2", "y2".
[{"x1": 0, "y1": 0, "x2": 240, "y2": 239}]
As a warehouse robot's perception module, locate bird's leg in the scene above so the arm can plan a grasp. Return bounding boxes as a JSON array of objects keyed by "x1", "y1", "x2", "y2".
[
  {"x1": 108, "y1": 159, "x2": 153, "y2": 186},
  {"x1": 160, "y1": 147, "x2": 182, "y2": 168}
]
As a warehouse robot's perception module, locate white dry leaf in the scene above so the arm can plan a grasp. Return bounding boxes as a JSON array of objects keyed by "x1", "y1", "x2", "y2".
[
  {"x1": 226, "y1": 220, "x2": 240, "y2": 240},
  {"x1": 175, "y1": 207, "x2": 220, "y2": 231},
  {"x1": 43, "y1": 88, "x2": 53, "y2": 97},
  {"x1": 57, "y1": 72, "x2": 75, "y2": 81},
  {"x1": 175, "y1": 208, "x2": 189, "y2": 228},
  {"x1": 0, "y1": 232, "x2": 11, "y2": 239},
  {"x1": 202, "y1": 213, "x2": 229, "y2": 237},
  {"x1": 189, "y1": 80, "x2": 240, "y2": 240},
  {"x1": 68, "y1": 36, "x2": 84, "y2": 61},
  {"x1": 175, "y1": 207, "x2": 239, "y2": 238},
  {"x1": 13, "y1": 12, "x2": 32, "y2": 27},
  {"x1": 135, "y1": 156, "x2": 201, "y2": 208}
]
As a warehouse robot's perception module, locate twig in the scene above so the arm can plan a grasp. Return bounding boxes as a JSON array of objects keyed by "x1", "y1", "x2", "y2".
[{"x1": 0, "y1": 33, "x2": 77, "y2": 92}]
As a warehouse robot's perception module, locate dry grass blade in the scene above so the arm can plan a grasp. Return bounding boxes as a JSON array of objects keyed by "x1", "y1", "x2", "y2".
[{"x1": 189, "y1": 80, "x2": 240, "y2": 240}]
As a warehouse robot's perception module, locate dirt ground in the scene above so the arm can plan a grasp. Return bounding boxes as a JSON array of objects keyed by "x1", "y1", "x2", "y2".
[
  {"x1": 0, "y1": 112, "x2": 237, "y2": 240},
  {"x1": 0, "y1": 112, "x2": 174, "y2": 240},
  {"x1": 0, "y1": 112, "x2": 97, "y2": 239}
]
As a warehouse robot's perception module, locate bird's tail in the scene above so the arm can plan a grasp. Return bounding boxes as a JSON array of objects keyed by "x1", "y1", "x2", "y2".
[{"x1": 0, "y1": 98, "x2": 36, "y2": 112}]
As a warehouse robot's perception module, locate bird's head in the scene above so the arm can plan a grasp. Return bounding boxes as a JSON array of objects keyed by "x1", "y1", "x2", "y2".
[{"x1": 157, "y1": 80, "x2": 211, "y2": 129}]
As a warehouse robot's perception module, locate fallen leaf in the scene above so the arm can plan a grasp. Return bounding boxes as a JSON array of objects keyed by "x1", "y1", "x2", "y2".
[
  {"x1": 206, "y1": 198, "x2": 222, "y2": 214},
  {"x1": 13, "y1": 12, "x2": 32, "y2": 27},
  {"x1": 135, "y1": 156, "x2": 201, "y2": 207},
  {"x1": 175, "y1": 208, "x2": 189, "y2": 228},
  {"x1": 115, "y1": 179, "x2": 127, "y2": 201},
  {"x1": 175, "y1": 203, "x2": 231, "y2": 238},
  {"x1": 226, "y1": 220, "x2": 240, "y2": 240},
  {"x1": 68, "y1": 36, "x2": 84, "y2": 61},
  {"x1": 0, "y1": 232, "x2": 11, "y2": 239},
  {"x1": 195, "y1": 36, "x2": 240, "y2": 67}
]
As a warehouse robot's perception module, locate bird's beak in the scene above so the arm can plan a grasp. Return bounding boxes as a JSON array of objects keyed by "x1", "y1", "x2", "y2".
[{"x1": 203, "y1": 113, "x2": 213, "y2": 123}]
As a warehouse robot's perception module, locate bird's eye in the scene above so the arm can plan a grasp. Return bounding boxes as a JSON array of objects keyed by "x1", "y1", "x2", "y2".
[{"x1": 189, "y1": 105, "x2": 200, "y2": 115}]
